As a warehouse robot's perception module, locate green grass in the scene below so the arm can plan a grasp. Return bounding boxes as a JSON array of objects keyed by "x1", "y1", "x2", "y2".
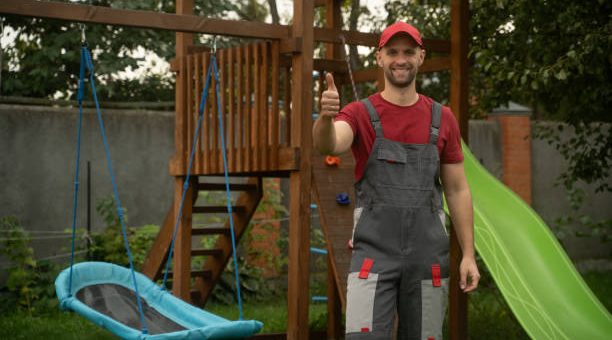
[
  {"x1": 0, "y1": 310, "x2": 116, "y2": 340},
  {"x1": 0, "y1": 299, "x2": 327, "y2": 340},
  {"x1": 1, "y1": 271, "x2": 610, "y2": 339}
]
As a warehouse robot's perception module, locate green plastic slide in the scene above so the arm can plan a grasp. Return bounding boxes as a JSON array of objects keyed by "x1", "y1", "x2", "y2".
[{"x1": 459, "y1": 143, "x2": 612, "y2": 339}]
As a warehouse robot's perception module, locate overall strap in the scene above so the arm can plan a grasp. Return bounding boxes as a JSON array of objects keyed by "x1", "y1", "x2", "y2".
[
  {"x1": 361, "y1": 98, "x2": 384, "y2": 138},
  {"x1": 429, "y1": 101, "x2": 442, "y2": 145}
]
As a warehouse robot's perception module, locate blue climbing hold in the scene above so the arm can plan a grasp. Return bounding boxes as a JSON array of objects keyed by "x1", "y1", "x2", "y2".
[{"x1": 336, "y1": 192, "x2": 350, "y2": 205}]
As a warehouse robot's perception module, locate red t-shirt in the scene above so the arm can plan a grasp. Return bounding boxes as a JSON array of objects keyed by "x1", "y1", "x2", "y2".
[{"x1": 335, "y1": 93, "x2": 464, "y2": 181}]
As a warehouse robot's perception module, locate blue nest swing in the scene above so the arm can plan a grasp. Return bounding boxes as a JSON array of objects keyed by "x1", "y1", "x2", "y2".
[{"x1": 56, "y1": 43, "x2": 262, "y2": 339}]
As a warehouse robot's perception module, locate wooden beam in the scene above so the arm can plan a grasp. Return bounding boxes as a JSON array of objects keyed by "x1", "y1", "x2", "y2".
[
  {"x1": 171, "y1": 0, "x2": 194, "y2": 303},
  {"x1": 324, "y1": 0, "x2": 344, "y2": 61},
  {"x1": 1, "y1": 1, "x2": 452, "y2": 52},
  {"x1": 324, "y1": 1, "x2": 345, "y2": 337},
  {"x1": 314, "y1": 27, "x2": 451, "y2": 52},
  {"x1": 450, "y1": 0, "x2": 470, "y2": 140},
  {"x1": 421, "y1": 57, "x2": 452, "y2": 73},
  {"x1": 313, "y1": 59, "x2": 347, "y2": 73},
  {"x1": 141, "y1": 208, "x2": 174, "y2": 280},
  {"x1": 449, "y1": 0, "x2": 470, "y2": 339},
  {"x1": 0, "y1": 0, "x2": 289, "y2": 40},
  {"x1": 288, "y1": 0, "x2": 314, "y2": 338}
]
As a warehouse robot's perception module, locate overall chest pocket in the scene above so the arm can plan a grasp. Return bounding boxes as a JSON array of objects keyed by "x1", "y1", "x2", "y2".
[{"x1": 375, "y1": 147, "x2": 434, "y2": 189}]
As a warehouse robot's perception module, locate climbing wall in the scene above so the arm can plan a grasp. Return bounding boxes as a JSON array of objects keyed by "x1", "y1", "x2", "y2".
[{"x1": 311, "y1": 152, "x2": 356, "y2": 310}]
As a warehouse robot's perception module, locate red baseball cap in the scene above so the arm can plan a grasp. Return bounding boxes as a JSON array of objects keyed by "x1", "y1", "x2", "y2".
[{"x1": 378, "y1": 21, "x2": 423, "y2": 49}]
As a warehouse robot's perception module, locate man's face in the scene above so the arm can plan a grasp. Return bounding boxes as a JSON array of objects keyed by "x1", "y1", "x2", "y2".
[{"x1": 376, "y1": 34, "x2": 425, "y2": 88}]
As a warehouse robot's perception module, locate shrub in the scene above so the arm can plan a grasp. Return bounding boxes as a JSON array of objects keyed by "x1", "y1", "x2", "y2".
[{"x1": 0, "y1": 216, "x2": 59, "y2": 315}]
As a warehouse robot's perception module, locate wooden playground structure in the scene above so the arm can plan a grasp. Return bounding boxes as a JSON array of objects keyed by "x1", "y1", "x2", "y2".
[{"x1": 0, "y1": 0, "x2": 470, "y2": 338}]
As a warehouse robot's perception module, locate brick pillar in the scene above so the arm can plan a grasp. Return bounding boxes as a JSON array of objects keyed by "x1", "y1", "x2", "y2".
[{"x1": 489, "y1": 103, "x2": 533, "y2": 205}]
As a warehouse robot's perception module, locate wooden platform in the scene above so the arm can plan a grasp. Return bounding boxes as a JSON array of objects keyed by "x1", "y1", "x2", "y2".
[{"x1": 311, "y1": 152, "x2": 356, "y2": 311}]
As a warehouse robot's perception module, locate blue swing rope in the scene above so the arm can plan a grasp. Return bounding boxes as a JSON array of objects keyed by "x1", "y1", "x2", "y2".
[
  {"x1": 68, "y1": 44, "x2": 149, "y2": 335},
  {"x1": 213, "y1": 53, "x2": 244, "y2": 320},
  {"x1": 161, "y1": 46, "x2": 244, "y2": 320}
]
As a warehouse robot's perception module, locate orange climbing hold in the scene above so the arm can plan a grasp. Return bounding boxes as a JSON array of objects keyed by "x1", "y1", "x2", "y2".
[{"x1": 325, "y1": 155, "x2": 341, "y2": 167}]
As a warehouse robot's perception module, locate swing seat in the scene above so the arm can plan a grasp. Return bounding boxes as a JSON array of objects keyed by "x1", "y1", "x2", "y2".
[{"x1": 55, "y1": 262, "x2": 263, "y2": 339}]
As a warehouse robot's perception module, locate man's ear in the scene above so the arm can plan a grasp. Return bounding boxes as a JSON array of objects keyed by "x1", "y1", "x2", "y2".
[
  {"x1": 418, "y1": 48, "x2": 426, "y2": 66},
  {"x1": 376, "y1": 50, "x2": 383, "y2": 67}
]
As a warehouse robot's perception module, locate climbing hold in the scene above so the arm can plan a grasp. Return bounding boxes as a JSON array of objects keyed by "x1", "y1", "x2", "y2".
[
  {"x1": 325, "y1": 155, "x2": 341, "y2": 167},
  {"x1": 336, "y1": 192, "x2": 350, "y2": 205}
]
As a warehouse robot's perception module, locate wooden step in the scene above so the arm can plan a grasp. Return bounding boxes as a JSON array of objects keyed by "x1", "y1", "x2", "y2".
[
  {"x1": 197, "y1": 182, "x2": 258, "y2": 192},
  {"x1": 167, "y1": 270, "x2": 212, "y2": 279},
  {"x1": 192, "y1": 205, "x2": 246, "y2": 214},
  {"x1": 192, "y1": 227, "x2": 232, "y2": 235},
  {"x1": 190, "y1": 290, "x2": 202, "y2": 306},
  {"x1": 191, "y1": 248, "x2": 223, "y2": 257}
]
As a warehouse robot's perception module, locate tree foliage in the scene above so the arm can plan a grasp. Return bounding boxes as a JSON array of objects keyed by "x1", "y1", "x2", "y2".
[
  {"x1": 470, "y1": 0, "x2": 611, "y2": 192},
  {"x1": 373, "y1": 0, "x2": 611, "y2": 193},
  {"x1": 0, "y1": 0, "x2": 257, "y2": 102}
]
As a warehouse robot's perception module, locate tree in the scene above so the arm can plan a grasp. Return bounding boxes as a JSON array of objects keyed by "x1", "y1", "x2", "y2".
[
  {"x1": 374, "y1": 0, "x2": 611, "y2": 193},
  {"x1": 469, "y1": 0, "x2": 611, "y2": 193},
  {"x1": 0, "y1": 0, "x2": 251, "y2": 102}
]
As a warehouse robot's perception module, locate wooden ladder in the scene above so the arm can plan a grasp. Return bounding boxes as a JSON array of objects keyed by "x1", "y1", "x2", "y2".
[{"x1": 141, "y1": 176, "x2": 263, "y2": 307}]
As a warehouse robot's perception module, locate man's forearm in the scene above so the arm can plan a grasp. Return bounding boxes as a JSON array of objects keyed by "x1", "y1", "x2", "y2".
[
  {"x1": 446, "y1": 188, "x2": 475, "y2": 257},
  {"x1": 313, "y1": 115, "x2": 336, "y2": 155}
]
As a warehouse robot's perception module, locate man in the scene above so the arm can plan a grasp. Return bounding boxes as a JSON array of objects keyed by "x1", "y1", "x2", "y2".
[{"x1": 312, "y1": 21, "x2": 480, "y2": 339}]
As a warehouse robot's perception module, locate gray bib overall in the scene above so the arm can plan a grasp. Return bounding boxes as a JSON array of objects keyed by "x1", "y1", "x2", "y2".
[{"x1": 345, "y1": 98, "x2": 449, "y2": 340}]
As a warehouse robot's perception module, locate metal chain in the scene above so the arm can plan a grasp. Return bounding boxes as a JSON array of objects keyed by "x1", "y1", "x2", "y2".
[
  {"x1": 340, "y1": 35, "x2": 359, "y2": 101},
  {"x1": 0, "y1": 17, "x2": 4, "y2": 94}
]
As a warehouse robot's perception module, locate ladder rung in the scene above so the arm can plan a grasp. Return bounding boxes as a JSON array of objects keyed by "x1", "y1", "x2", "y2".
[
  {"x1": 191, "y1": 270, "x2": 212, "y2": 278},
  {"x1": 191, "y1": 248, "x2": 223, "y2": 257},
  {"x1": 166, "y1": 270, "x2": 212, "y2": 279},
  {"x1": 192, "y1": 227, "x2": 231, "y2": 235},
  {"x1": 192, "y1": 205, "x2": 246, "y2": 214},
  {"x1": 190, "y1": 290, "x2": 203, "y2": 305},
  {"x1": 197, "y1": 182, "x2": 258, "y2": 191}
]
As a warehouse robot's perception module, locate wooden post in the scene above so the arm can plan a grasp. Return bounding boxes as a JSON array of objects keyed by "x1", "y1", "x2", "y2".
[
  {"x1": 172, "y1": 0, "x2": 194, "y2": 302},
  {"x1": 326, "y1": 255, "x2": 343, "y2": 339},
  {"x1": 324, "y1": 1, "x2": 344, "y2": 338},
  {"x1": 449, "y1": 0, "x2": 470, "y2": 338},
  {"x1": 288, "y1": 0, "x2": 314, "y2": 339}
]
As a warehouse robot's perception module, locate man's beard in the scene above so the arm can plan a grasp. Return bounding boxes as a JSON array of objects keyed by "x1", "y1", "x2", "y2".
[{"x1": 384, "y1": 67, "x2": 417, "y2": 88}]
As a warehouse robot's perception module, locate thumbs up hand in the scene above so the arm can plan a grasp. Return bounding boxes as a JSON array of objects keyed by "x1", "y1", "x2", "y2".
[{"x1": 320, "y1": 72, "x2": 340, "y2": 119}]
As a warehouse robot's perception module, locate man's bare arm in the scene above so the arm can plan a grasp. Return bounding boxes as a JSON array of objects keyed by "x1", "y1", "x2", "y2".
[
  {"x1": 441, "y1": 162, "x2": 480, "y2": 292},
  {"x1": 312, "y1": 73, "x2": 354, "y2": 155}
]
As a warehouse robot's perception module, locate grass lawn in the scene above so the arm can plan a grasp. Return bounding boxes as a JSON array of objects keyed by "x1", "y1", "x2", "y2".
[
  {"x1": 1, "y1": 270, "x2": 609, "y2": 339},
  {"x1": 0, "y1": 299, "x2": 327, "y2": 340}
]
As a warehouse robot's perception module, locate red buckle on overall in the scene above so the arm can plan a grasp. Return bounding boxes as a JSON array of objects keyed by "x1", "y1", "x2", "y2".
[
  {"x1": 431, "y1": 264, "x2": 441, "y2": 287},
  {"x1": 359, "y1": 258, "x2": 374, "y2": 279},
  {"x1": 361, "y1": 327, "x2": 370, "y2": 333}
]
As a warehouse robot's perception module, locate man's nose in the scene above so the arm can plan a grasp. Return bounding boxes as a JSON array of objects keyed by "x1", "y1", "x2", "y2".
[{"x1": 394, "y1": 55, "x2": 408, "y2": 65}]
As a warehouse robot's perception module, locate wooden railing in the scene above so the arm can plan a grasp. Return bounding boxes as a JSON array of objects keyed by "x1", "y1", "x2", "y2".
[{"x1": 172, "y1": 41, "x2": 299, "y2": 176}]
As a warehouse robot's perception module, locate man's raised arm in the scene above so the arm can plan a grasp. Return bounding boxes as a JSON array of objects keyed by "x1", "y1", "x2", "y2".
[{"x1": 313, "y1": 73, "x2": 354, "y2": 155}]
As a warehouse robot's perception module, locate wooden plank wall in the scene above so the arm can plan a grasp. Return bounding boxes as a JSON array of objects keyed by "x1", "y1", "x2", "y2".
[
  {"x1": 311, "y1": 152, "x2": 356, "y2": 311},
  {"x1": 179, "y1": 41, "x2": 288, "y2": 176}
]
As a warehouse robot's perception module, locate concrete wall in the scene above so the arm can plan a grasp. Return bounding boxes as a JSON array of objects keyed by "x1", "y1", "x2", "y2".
[
  {"x1": 1, "y1": 104, "x2": 610, "y2": 263},
  {"x1": 0, "y1": 104, "x2": 174, "y2": 261},
  {"x1": 469, "y1": 118, "x2": 611, "y2": 262},
  {"x1": 530, "y1": 121, "x2": 612, "y2": 261}
]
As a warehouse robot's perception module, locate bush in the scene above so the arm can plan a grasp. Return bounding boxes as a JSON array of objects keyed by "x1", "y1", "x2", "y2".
[
  {"x1": 88, "y1": 197, "x2": 158, "y2": 270},
  {"x1": 0, "y1": 216, "x2": 59, "y2": 315}
]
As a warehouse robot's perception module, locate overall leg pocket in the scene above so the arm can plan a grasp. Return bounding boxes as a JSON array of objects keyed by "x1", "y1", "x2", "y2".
[
  {"x1": 420, "y1": 278, "x2": 449, "y2": 340},
  {"x1": 346, "y1": 271, "x2": 379, "y2": 335}
]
